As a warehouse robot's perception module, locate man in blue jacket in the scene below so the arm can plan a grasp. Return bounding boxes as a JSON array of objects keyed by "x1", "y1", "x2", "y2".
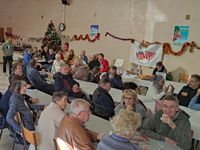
[
  {"x1": 102, "y1": 66, "x2": 123, "y2": 90},
  {"x1": 27, "y1": 59, "x2": 54, "y2": 95},
  {"x1": 92, "y1": 78, "x2": 115, "y2": 119}
]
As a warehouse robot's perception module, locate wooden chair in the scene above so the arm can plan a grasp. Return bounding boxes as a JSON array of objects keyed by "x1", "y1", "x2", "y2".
[
  {"x1": 53, "y1": 138, "x2": 60, "y2": 150},
  {"x1": 12, "y1": 112, "x2": 40, "y2": 150},
  {"x1": 179, "y1": 73, "x2": 190, "y2": 83}
]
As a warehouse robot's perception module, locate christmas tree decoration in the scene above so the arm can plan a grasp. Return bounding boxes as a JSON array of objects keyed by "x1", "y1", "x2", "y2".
[{"x1": 42, "y1": 20, "x2": 61, "y2": 50}]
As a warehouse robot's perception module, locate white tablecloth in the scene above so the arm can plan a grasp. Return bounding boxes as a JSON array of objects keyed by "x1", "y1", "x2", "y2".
[
  {"x1": 122, "y1": 75, "x2": 186, "y2": 94},
  {"x1": 26, "y1": 81, "x2": 200, "y2": 141}
]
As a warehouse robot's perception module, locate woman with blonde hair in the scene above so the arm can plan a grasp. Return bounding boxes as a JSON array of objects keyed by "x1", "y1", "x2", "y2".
[
  {"x1": 115, "y1": 89, "x2": 147, "y2": 120},
  {"x1": 97, "y1": 108, "x2": 142, "y2": 150},
  {"x1": 65, "y1": 49, "x2": 76, "y2": 65}
]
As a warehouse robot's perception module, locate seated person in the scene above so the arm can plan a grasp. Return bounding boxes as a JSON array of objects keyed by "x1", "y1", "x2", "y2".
[
  {"x1": 71, "y1": 58, "x2": 89, "y2": 81},
  {"x1": 53, "y1": 63, "x2": 86, "y2": 101},
  {"x1": 152, "y1": 61, "x2": 167, "y2": 75},
  {"x1": 6, "y1": 80, "x2": 44, "y2": 144},
  {"x1": 23, "y1": 49, "x2": 32, "y2": 67},
  {"x1": 177, "y1": 74, "x2": 200, "y2": 107},
  {"x1": 78, "y1": 50, "x2": 88, "y2": 65},
  {"x1": 43, "y1": 48, "x2": 56, "y2": 71},
  {"x1": 115, "y1": 89, "x2": 147, "y2": 120},
  {"x1": 29, "y1": 91, "x2": 68, "y2": 150},
  {"x1": 98, "y1": 53, "x2": 109, "y2": 73},
  {"x1": 123, "y1": 82, "x2": 147, "y2": 111},
  {"x1": 140, "y1": 95, "x2": 191, "y2": 150},
  {"x1": 65, "y1": 49, "x2": 76, "y2": 65},
  {"x1": 92, "y1": 78, "x2": 115, "y2": 118},
  {"x1": 102, "y1": 66, "x2": 123, "y2": 89},
  {"x1": 88, "y1": 54, "x2": 100, "y2": 70},
  {"x1": 146, "y1": 75, "x2": 174, "y2": 100},
  {"x1": 87, "y1": 66, "x2": 100, "y2": 84},
  {"x1": 55, "y1": 99, "x2": 103, "y2": 150},
  {"x1": 27, "y1": 59, "x2": 54, "y2": 95},
  {"x1": 98, "y1": 107, "x2": 141, "y2": 150},
  {"x1": 51, "y1": 54, "x2": 65, "y2": 74},
  {"x1": 188, "y1": 88, "x2": 200, "y2": 110},
  {"x1": 0, "y1": 73, "x2": 39, "y2": 118}
]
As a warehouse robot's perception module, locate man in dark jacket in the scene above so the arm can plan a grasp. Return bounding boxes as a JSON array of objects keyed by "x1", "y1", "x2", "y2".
[
  {"x1": 140, "y1": 95, "x2": 191, "y2": 150},
  {"x1": 92, "y1": 78, "x2": 115, "y2": 119},
  {"x1": 53, "y1": 63, "x2": 86, "y2": 102},
  {"x1": 27, "y1": 59, "x2": 54, "y2": 95},
  {"x1": 177, "y1": 74, "x2": 200, "y2": 107},
  {"x1": 102, "y1": 66, "x2": 123, "y2": 90}
]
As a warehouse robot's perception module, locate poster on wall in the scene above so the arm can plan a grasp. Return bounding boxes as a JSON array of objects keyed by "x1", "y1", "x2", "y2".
[
  {"x1": 173, "y1": 26, "x2": 190, "y2": 46},
  {"x1": 130, "y1": 41, "x2": 163, "y2": 67},
  {"x1": 90, "y1": 25, "x2": 99, "y2": 36}
]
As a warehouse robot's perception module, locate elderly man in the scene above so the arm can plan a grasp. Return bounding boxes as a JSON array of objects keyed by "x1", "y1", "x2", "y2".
[
  {"x1": 140, "y1": 95, "x2": 191, "y2": 150},
  {"x1": 102, "y1": 66, "x2": 123, "y2": 90},
  {"x1": 79, "y1": 50, "x2": 88, "y2": 65},
  {"x1": 53, "y1": 63, "x2": 86, "y2": 101},
  {"x1": 29, "y1": 91, "x2": 68, "y2": 150},
  {"x1": 55, "y1": 99, "x2": 103, "y2": 150}
]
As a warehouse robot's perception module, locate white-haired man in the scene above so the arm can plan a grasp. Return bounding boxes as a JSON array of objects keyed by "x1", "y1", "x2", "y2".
[{"x1": 55, "y1": 99, "x2": 103, "y2": 150}]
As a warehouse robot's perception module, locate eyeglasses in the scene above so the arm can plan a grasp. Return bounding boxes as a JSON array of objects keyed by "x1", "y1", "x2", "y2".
[
  {"x1": 123, "y1": 96, "x2": 136, "y2": 100},
  {"x1": 163, "y1": 105, "x2": 177, "y2": 110}
]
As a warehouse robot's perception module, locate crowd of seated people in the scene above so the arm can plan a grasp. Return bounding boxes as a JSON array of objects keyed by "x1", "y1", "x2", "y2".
[{"x1": 1, "y1": 46, "x2": 200, "y2": 150}]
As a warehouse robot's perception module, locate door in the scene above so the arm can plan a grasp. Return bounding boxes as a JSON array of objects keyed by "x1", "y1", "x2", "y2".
[{"x1": 0, "y1": 28, "x2": 4, "y2": 43}]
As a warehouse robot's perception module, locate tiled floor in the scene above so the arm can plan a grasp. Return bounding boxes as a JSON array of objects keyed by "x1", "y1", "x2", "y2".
[{"x1": 0, "y1": 64, "x2": 24, "y2": 150}]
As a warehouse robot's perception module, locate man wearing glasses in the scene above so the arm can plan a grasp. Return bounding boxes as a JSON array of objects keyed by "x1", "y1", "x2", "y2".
[{"x1": 140, "y1": 95, "x2": 191, "y2": 150}]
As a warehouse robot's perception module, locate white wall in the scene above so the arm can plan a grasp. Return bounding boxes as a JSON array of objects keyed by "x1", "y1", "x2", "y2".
[{"x1": 0, "y1": 0, "x2": 200, "y2": 77}]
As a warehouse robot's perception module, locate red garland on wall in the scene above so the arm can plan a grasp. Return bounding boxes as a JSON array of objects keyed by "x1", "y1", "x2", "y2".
[
  {"x1": 72, "y1": 33, "x2": 100, "y2": 42},
  {"x1": 105, "y1": 32, "x2": 200, "y2": 56}
]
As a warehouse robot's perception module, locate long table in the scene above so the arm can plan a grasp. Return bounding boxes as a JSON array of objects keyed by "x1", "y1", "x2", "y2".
[
  {"x1": 27, "y1": 78, "x2": 200, "y2": 141},
  {"x1": 122, "y1": 75, "x2": 186, "y2": 94},
  {"x1": 26, "y1": 89, "x2": 181, "y2": 150}
]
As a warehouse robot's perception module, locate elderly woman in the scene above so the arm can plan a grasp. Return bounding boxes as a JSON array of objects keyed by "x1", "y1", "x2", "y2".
[
  {"x1": 115, "y1": 89, "x2": 147, "y2": 120},
  {"x1": 97, "y1": 108, "x2": 141, "y2": 150},
  {"x1": 71, "y1": 58, "x2": 89, "y2": 81},
  {"x1": 146, "y1": 75, "x2": 174, "y2": 100},
  {"x1": 51, "y1": 53, "x2": 65, "y2": 74}
]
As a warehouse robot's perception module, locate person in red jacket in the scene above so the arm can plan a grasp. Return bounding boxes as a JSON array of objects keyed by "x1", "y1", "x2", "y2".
[{"x1": 98, "y1": 53, "x2": 109, "y2": 73}]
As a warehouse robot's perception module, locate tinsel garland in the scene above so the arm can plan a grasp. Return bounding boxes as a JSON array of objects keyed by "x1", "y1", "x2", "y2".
[{"x1": 105, "y1": 32, "x2": 200, "y2": 56}]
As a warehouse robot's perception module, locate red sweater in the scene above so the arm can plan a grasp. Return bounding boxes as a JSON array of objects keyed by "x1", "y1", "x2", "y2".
[{"x1": 100, "y1": 59, "x2": 109, "y2": 73}]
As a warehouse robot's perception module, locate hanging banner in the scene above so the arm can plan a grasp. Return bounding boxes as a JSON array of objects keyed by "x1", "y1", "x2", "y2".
[{"x1": 130, "y1": 41, "x2": 163, "y2": 67}]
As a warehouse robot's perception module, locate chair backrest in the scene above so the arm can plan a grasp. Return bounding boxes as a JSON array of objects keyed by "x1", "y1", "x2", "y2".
[
  {"x1": 53, "y1": 138, "x2": 60, "y2": 150},
  {"x1": 16, "y1": 113, "x2": 40, "y2": 148}
]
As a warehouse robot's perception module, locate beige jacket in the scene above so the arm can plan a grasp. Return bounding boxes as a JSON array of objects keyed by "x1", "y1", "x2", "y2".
[
  {"x1": 56, "y1": 115, "x2": 98, "y2": 150},
  {"x1": 29, "y1": 102, "x2": 66, "y2": 150}
]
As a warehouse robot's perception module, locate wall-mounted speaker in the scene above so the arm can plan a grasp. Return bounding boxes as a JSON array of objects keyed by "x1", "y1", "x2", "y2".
[{"x1": 62, "y1": 0, "x2": 70, "y2": 5}]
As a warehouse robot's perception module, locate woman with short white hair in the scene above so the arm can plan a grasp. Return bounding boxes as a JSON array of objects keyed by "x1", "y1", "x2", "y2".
[
  {"x1": 51, "y1": 53, "x2": 64, "y2": 74},
  {"x1": 97, "y1": 107, "x2": 142, "y2": 150}
]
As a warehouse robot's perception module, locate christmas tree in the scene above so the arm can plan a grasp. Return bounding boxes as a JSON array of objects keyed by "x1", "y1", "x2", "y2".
[{"x1": 42, "y1": 20, "x2": 61, "y2": 50}]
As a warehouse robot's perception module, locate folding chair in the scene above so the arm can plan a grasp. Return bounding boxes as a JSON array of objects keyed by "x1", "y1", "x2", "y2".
[
  {"x1": 12, "y1": 112, "x2": 40, "y2": 150},
  {"x1": 0, "y1": 112, "x2": 8, "y2": 140}
]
